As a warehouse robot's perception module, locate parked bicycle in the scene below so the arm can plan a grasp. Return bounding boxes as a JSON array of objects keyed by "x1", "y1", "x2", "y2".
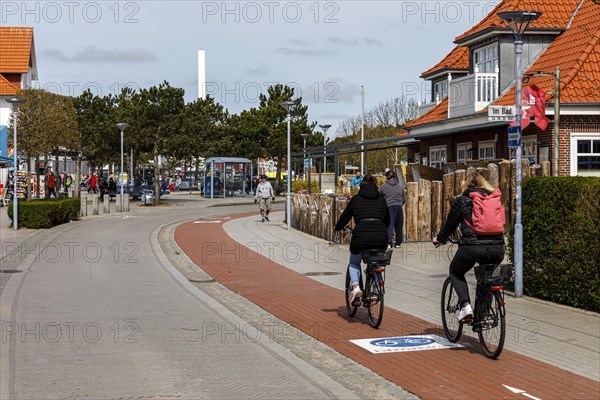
[{"x1": 438, "y1": 240, "x2": 513, "y2": 359}]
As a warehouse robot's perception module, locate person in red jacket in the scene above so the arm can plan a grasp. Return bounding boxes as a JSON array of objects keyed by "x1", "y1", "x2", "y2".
[
  {"x1": 47, "y1": 171, "x2": 57, "y2": 198},
  {"x1": 90, "y1": 173, "x2": 98, "y2": 194}
]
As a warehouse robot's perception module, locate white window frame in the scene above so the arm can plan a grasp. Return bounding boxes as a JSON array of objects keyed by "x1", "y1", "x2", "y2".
[
  {"x1": 478, "y1": 140, "x2": 496, "y2": 161},
  {"x1": 474, "y1": 43, "x2": 499, "y2": 73},
  {"x1": 456, "y1": 142, "x2": 471, "y2": 164},
  {"x1": 570, "y1": 132, "x2": 600, "y2": 177},
  {"x1": 433, "y1": 80, "x2": 448, "y2": 102},
  {"x1": 429, "y1": 145, "x2": 447, "y2": 170},
  {"x1": 510, "y1": 136, "x2": 537, "y2": 164}
]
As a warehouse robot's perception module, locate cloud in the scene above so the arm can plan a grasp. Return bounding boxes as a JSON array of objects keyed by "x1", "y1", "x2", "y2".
[
  {"x1": 42, "y1": 46, "x2": 158, "y2": 63},
  {"x1": 276, "y1": 47, "x2": 336, "y2": 56},
  {"x1": 327, "y1": 36, "x2": 383, "y2": 46},
  {"x1": 288, "y1": 39, "x2": 311, "y2": 46},
  {"x1": 301, "y1": 78, "x2": 360, "y2": 104},
  {"x1": 246, "y1": 64, "x2": 271, "y2": 76}
]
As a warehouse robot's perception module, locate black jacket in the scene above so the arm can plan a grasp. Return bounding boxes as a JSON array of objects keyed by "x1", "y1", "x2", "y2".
[
  {"x1": 436, "y1": 187, "x2": 505, "y2": 246},
  {"x1": 335, "y1": 184, "x2": 390, "y2": 254}
]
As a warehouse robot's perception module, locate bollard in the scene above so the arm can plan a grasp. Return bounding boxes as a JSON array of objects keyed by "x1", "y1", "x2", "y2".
[
  {"x1": 103, "y1": 196, "x2": 110, "y2": 214},
  {"x1": 124, "y1": 194, "x2": 130, "y2": 212},
  {"x1": 92, "y1": 195, "x2": 99, "y2": 215},
  {"x1": 80, "y1": 196, "x2": 87, "y2": 217},
  {"x1": 116, "y1": 194, "x2": 122, "y2": 212}
]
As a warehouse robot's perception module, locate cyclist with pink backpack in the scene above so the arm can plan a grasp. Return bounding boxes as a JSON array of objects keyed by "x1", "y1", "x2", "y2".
[{"x1": 432, "y1": 171, "x2": 505, "y2": 322}]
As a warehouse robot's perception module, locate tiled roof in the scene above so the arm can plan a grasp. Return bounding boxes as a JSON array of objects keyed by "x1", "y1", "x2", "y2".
[
  {"x1": 0, "y1": 74, "x2": 20, "y2": 95},
  {"x1": 420, "y1": 46, "x2": 469, "y2": 79},
  {"x1": 0, "y1": 27, "x2": 33, "y2": 73},
  {"x1": 405, "y1": 98, "x2": 449, "y2": 128},
  {"x1": 494, "y1": 0, "x2": 600, "y2": 105},
  {"x1": 455, "y1": 0, "x2": 582, "y2": 43}
]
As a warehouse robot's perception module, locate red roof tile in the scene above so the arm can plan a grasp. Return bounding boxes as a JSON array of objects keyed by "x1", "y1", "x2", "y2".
[
  {"x1": 405, "y1": 98, "x2": 449, "y2": 128},
  {"x1": 0, "y1": 74, "x2": 20, "y2": 95},
  {"x1": 421, "y1": 46, "x2": 469, "y2": 79},
  {"x1": 0, "y1": 27, "x2": 33, "y2": 73},
  {"x1": 455, "y1": 0, "x2": 582, "y2": 43},
  {"x1": 494, "y1": 0, "x2": 600, "y2": 105}
]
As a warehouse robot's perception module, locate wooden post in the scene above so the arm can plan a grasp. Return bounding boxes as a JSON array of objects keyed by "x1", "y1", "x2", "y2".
[
  {"x1": 487, "y1": 163, "x2": 499, "y2": 189},
  {"x1": 442, "y1": 173, "x2": 454, "y2": 221},
  {"x1": 530, "y1": 164, "x2": 541, "y2": 177},
  {"x1": 454, "y1": 170, "x2": 466, "y2": 196},
  {"x1": 541, "y1": 160, "x2": 551, "y2": 176},
  {"x1": 417, "y1": 179, "x2": 432, "y2": 241},
  {"x1": 406, "y1": 182, "x2": 418, "y2": 242},
  {"x1": 522, "y1": 158, "x2": 531, "y2": 181},
  {"x1": 499, "y1": 161, "x2": 511, "y2": 232},
  {"x1": 477, "y1": 166, "x2": 489, "y2": 182},
  {"x1": 432, "y1": 181, "x2": 443, "y2": 236}
]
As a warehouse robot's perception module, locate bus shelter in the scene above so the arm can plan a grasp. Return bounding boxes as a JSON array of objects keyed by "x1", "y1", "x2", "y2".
[{"x1": 204, "y1": 157, "x2": 253, "y2": 199}]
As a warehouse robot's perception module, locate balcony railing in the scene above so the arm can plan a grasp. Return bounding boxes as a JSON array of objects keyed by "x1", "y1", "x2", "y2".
[{"x1": 448, "y1": 65, "x2": 498, "y2": 119}]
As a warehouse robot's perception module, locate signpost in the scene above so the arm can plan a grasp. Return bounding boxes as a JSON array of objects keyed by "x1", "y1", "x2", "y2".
[
  {"x1": 508, "y1": 126, "x2": 522, "y2": 148},
  {"x1": 489, "y1": 106, "x2": 517, "y2": 121}
]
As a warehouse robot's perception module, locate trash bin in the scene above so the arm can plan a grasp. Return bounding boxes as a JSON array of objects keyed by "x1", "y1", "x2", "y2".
[{"x1": 142, "y1": 190, "x2": 154, "y2": 206}]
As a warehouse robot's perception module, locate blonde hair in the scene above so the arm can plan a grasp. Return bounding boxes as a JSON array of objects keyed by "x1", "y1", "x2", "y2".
[{"x1": 458, "y1": 171, "x2": 496, "y2": 194}]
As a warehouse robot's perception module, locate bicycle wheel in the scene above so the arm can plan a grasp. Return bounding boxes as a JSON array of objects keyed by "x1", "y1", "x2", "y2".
[
  {"x1": 477, "y1": 289, "x2": 506, "y2": 359},
  {"x1": 367, "y1": 273, "x2": 384, "y2": 328},
  {"x1": 345, "y1": 266, "x2": 358, "y2": 317},
  {"x1": 441, "y1": 277, "x2": 463, "y2": 342}
]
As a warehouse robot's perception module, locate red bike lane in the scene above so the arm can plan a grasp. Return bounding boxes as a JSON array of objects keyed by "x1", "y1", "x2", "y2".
[{"x1": 175, "y1": 214, "x2": 599, "y2": 400}]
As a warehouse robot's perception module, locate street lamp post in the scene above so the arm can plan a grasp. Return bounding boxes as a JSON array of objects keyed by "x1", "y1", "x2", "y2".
[
  {"x1": 301, "y1": 133, "x2": 308, "y2": 180},
  {"x1": 6, "y1": 97, "x2": 25, "y2": 230},
  {"x1": 319, "y1": 124, "x2": 331, "y2": 173},
  {"x1": 279, "y1": 101, "x2": 294, "y2": 231},
  {"x1": 498, "y1": 10, "x2": 542, "y2": 298},
  {"x1": 116, "y1": 123, "x2": 128, "y2": 212}
]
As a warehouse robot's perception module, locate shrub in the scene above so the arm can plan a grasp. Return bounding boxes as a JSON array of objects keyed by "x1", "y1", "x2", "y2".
[
  {"x1": 291, "y1": 180, "x2": 319, "y2": 193},
  {"x1": 7, "y1": 198, "x2": 80, "y2": 229},
  {"x1": 508, "y1": 177, "x2": 600, "y2": 311}
]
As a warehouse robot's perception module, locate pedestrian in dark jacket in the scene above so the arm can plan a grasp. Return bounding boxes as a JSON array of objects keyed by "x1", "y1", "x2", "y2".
[
  {"x1": 380, "y1": 171, "x2": 406, "y2": 248},
  {"x1": 433, "y1": 171, "x2": 505, "y2": 322},
  {"x1": 335, "y1": 175, "x2": 390, "y2": 305}
]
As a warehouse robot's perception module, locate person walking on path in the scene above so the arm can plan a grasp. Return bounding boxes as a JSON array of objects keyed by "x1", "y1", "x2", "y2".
[
  {"x1": 350, "y1": 171, "x2": 363, "y2": 190},
  {"x1": 380, "y1": 170, "x2": 406, "y2": 248},
  {"x1": 90, "y1": 173, "x2": 98, "y2": 194},
  {"x1": 254, "y1": 175, "x2": 275, "y2": 222},
  {"x1": 334, "y1": 175, "x2": 390, "y2": 304},
  {"x1": 47, "y1": 171, "x2": 57, "y2": 198}
]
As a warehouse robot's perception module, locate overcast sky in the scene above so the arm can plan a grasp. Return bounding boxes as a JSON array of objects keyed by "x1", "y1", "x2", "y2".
[{"x1": 3, "y1": 0, "x2": 501, "y2": 137}]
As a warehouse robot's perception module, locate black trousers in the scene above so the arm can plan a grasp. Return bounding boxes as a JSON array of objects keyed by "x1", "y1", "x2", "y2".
[{"x1": 449, "y1": 244, "x2": 505, "y2": 305}]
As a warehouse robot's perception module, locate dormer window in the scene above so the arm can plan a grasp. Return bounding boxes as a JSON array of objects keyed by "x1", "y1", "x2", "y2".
[
  {"x1": 473, "y1": 43, "x2": 498, "y2": 73},
  {"x1": 433, "y1": 80, "x2": 448, "y2": 103}
]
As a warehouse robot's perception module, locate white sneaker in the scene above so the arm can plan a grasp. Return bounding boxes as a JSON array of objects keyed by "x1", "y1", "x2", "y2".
[
  {"x1": 350, "y1": 286, "x2": 363, "y2": 305},
  {"x1": 458, "y1": 304, "x2": 473, "y2": 322}
]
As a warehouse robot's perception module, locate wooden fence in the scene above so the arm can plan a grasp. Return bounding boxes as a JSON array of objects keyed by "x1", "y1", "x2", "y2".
[{"x1": 291, "y1": 160, "x2": 552, "y2": 242}]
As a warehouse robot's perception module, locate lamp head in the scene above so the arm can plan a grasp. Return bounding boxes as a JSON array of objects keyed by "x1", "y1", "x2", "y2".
[
  {"x1": 279, "y1": 100, "x2": 294, "y2": 113},
  {"x1": 497, "y1": 11, "x2": 542, "y2": 38},
  {"x1": 116, "y1": 123, "x2": 128, "y2": 132},
  {"x1": 301, "y1": 133, "x2": 309, "y2": 140},
  {"x1": 6, "y1": 97, "x2": 25, "y2": 111}
]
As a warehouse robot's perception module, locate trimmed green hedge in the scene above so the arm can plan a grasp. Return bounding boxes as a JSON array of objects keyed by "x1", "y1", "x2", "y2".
[
  {"x1": 7, "y1": 198, "x2": 80, "y2": 229},
  {"x1": 508, "y1": 177, "x2": 600, "y2": 311}
]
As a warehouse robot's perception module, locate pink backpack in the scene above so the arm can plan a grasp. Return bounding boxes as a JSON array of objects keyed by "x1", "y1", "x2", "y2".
[{"x1": 465, "y1": 189, "x2": 505, "y2": 235}]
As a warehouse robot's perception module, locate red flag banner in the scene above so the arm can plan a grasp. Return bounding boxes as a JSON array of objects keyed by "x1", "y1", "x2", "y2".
[{"x1": 510, "y1": 85, "x2": 550, "y2": 130}]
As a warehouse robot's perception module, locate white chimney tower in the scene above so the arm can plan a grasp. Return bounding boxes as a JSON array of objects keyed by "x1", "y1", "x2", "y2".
[{"x1": 198, "y1": 49, "x2": 206, "y2": 100}]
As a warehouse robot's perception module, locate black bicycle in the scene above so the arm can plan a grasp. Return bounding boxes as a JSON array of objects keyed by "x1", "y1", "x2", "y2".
[
  {"x1": 345, "y1": 249, "x2": 392, "y2": 328},
  {"x1": 439, "y1": 241, "x2": 513, "y2": 358}
]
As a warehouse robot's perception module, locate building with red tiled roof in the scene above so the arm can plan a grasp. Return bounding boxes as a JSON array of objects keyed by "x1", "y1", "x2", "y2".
[
  {"x1": 404, "y1": 0, "x2": 599, "y2": 177},
  {"x1": 0, "y1": 27, "x2": 37, "y2": 163}
]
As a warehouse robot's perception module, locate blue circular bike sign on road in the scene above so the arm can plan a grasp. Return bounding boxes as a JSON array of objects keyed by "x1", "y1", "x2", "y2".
[{"x1": 370, "y1": 337, "x2": 436, "y2": 348}]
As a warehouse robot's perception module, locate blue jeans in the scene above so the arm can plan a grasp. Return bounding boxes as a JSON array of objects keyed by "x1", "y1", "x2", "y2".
[
  {"x1": 348, "y1": 252, "x2": 362, "y2": 287},
  {"x1": 388, "y1": 205, "x2": 404, "y2": 245}
]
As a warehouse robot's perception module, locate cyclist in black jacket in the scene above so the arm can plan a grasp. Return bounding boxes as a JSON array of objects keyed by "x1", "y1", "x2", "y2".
[
  {"x1": 433, "y1": 172, "x2": 505, "y2": 322},
  {"x1": 335, "y1": 175, "x2": 390, "y2": 305}
]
